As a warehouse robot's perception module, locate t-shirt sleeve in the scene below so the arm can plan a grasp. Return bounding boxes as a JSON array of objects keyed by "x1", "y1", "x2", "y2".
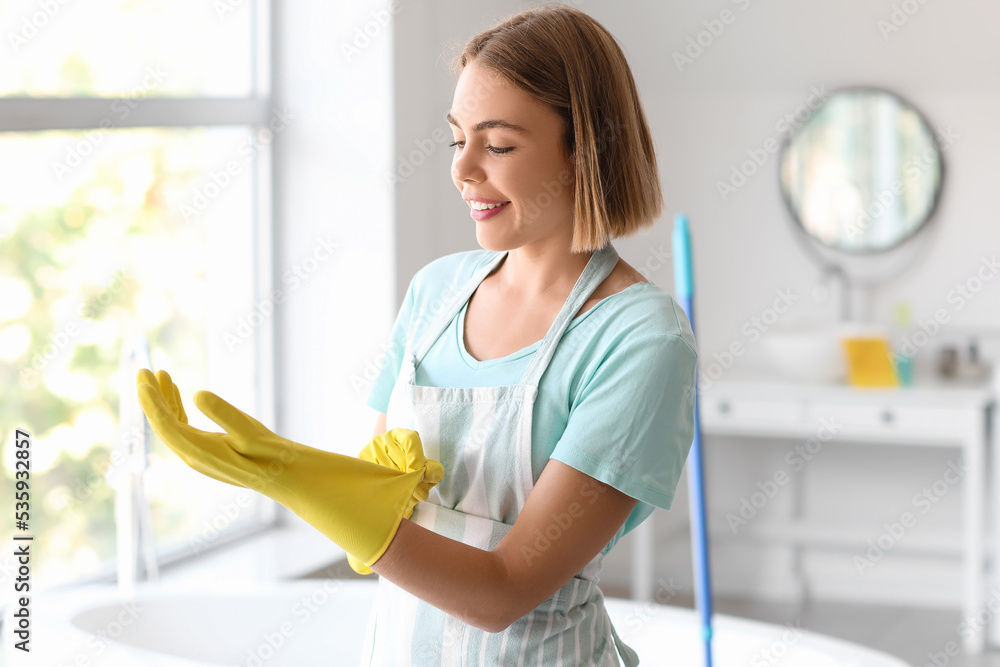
[
  {"x1": 550, "y1": 333, "x2": 698, "y2": 512},
  {"x1": 365, "y1": 274, "x2": 417, "y2": 414}
]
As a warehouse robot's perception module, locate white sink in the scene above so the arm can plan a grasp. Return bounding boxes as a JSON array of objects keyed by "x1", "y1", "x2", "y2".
[
  {"x1": 5, "y1": 579, "x2": 911, "y2": 666},
  {"x1": 760, "y1": 326, "x2": 849, "y2": 383}
]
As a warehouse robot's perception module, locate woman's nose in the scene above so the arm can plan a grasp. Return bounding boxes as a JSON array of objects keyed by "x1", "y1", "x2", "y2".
[{"x1": 451, "y1": 147, "x2": 484, "y2": 184}]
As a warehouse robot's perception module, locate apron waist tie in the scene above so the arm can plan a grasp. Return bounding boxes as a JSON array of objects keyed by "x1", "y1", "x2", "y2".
[{"x1": 608, "y1": 617, "x2": 641, "y2": 666}]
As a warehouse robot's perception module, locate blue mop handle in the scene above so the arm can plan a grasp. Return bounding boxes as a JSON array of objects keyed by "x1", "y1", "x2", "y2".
[{"x1": 673, "y1": 214, "x2": 714, "y2": 667}]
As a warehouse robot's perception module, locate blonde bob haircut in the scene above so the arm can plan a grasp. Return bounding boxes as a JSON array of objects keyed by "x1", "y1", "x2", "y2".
[{"x1": 450, "y1": 3, "x2": 663, "y2": 253}]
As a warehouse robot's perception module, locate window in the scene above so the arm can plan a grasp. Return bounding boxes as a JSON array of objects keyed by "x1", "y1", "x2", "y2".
[{"x1": 0, "y1": 0, "x2": 278, "y2": 589}]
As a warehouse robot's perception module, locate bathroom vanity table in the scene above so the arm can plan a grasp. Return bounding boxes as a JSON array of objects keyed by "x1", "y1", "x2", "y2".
[
  {"x1": 625, "y1": 84, "x2": 996, "y2": 656},
  {"x1": 697, "y1": 371, "x2": 995, "y2": 654}
]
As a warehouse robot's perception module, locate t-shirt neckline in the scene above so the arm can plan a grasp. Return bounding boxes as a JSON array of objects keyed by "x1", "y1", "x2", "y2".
[{"x1": 455, "y1": 280, "x2": 651, "y2": 371}]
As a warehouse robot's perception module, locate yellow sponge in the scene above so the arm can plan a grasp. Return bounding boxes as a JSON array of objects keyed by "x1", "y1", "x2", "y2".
[{"x1": 841, "y1": 337, "x2": 899, "y2": 387}]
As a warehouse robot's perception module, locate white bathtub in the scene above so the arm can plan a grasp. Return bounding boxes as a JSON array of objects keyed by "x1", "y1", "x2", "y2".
[{"x1": 6, "y1": 579, "x2": 911, "y2": 666}]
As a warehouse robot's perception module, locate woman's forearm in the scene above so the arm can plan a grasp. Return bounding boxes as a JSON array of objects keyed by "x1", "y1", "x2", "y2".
[{"x1": 368, "y1": 518, "x2": 514, "y2": 632}]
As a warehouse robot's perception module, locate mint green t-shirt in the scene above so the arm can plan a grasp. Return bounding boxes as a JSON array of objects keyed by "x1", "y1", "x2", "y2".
[{"x1": 367, "y1": 248, "x2": 698, "y2": 552}]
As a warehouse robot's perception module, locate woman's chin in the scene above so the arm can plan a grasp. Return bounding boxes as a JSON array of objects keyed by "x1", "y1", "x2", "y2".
[{"x1": 474, "y1": 230, "x2": 509, "y2": 253}]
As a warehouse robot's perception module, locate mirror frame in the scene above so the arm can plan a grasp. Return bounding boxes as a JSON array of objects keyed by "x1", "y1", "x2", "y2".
[{"x1": 777, "y1": 85, "x2": 946, "y2": 256}]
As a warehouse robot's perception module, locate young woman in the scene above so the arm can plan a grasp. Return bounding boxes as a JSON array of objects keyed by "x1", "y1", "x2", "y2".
[
  {"x1": 137, "y1": 4, "x2": 698, "y2": 665},
  {"x1": 360, "y1": 4, "x2": 698, "y2": 664}
]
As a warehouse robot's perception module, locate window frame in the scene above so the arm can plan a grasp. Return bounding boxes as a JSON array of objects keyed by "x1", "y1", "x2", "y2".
[{"x1": 1, "y1": 0, "x2": 282, "y2": 586}]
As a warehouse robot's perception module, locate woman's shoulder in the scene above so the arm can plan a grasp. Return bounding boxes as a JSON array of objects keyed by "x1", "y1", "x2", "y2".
[
  {"x1": 409, "y1": 248, "x2": 497, "y2": 304},
  {"x1": 417, "y1": 248, "x2": 496, "y2": 283},
  {"x1": 595, "y1": 282, "x2": 698, "y2": 358}
]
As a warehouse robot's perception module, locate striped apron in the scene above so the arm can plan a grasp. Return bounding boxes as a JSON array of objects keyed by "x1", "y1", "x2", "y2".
[{"x1": 361, "y1": 242, "x2": 641, "y2": 666}]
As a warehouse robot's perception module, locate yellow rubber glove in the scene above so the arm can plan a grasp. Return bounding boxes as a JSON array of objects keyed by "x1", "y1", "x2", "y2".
[
  {"x1": 346, "y1": 432, "x2": 442, "y2": 574},
  {"x1": 136, "y1": 368, "x2": 444, "y2": 572}
]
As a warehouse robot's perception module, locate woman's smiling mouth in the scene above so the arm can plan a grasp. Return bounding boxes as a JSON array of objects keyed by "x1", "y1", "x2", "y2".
[{"x1": 467, "y1": 199, "x2": 511, "y2": 221}]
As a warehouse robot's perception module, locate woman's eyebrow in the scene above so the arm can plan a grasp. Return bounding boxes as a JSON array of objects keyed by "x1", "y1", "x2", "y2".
[{"x1": 446, "y1": 112, "x2": 531, "y2": 135}]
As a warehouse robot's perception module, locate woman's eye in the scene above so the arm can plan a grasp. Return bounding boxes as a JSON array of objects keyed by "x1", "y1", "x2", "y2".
[{"x1": 448, "y1": 141, "x2": 514, "y2": 156}]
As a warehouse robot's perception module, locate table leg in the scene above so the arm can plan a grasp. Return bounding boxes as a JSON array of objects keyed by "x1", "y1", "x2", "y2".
[
  {"x1": 963, "y1": 422, "x2": 986, "y2": 654},
  {"x1": 631, "y1": 516, "x2": 655, "y2": 600},
  {"x1": 990, "y1": 403, "x2": 1000, "y2": 648}
]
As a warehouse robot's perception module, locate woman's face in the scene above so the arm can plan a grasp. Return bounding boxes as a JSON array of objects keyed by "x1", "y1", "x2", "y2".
[{"x1": 448, "y1": 61, "x2": 576, "y2": 252}]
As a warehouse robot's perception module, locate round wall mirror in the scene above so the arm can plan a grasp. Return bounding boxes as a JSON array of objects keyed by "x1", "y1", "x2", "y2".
[{"x1": 778, "y1": 86, "x2": 945, "y2": 255}]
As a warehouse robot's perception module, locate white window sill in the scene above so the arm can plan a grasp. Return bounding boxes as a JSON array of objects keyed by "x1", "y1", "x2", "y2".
[{"x1": 155, "y1": 512, "x2": 348, "y2": 585}]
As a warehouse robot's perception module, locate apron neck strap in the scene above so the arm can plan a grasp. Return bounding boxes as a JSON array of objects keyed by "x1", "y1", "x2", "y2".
[
  {"x1": 407, "y1": 243, "x2": 620, "y2": 387},
  {"x1": 409, "y1": 250, "x2": 508, "y2": 367},
  {"x1": 519, "y1": 243, "x2": 619, "y2": 387}
]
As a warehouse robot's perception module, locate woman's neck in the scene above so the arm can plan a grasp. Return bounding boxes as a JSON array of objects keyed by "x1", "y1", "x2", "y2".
[{"x1": 492, "y1": 243, "x2": 595, "y2": 302}]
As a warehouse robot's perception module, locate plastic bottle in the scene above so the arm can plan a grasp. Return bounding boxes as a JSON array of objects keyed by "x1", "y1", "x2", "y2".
[{"x1": 890, "y1": 301, "x2": 914, "y2": 387}]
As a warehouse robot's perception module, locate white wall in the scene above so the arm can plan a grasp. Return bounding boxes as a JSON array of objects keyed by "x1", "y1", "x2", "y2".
[
  {"x1": 271, "y1": 2, "x2": 394, "y2": 458},
  {"x1": 387, "y1": 0, "x2": 1000, "y2": 607}
]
